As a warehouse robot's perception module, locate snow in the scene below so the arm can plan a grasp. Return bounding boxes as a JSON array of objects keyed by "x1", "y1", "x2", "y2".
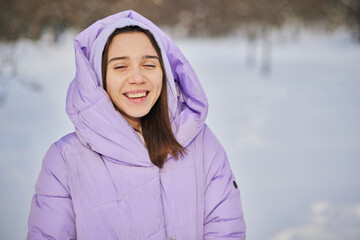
[{"x1": 0, "y1": 28, "x2": 359, "y2": 239}]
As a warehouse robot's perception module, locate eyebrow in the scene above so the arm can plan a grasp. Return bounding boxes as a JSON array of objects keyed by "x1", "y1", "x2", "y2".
[
  {"x1": 108, "y1": 55, "x2": 159, "y2": 64},
  {"x1": 108, "y1": 56, "x2": 129, "y2": 64},
  {"x1": 143, "y1": 55, "x2": 159, "y2": 60}
]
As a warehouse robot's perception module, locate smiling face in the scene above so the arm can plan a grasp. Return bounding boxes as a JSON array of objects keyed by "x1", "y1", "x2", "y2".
[{"x1": 105, "y1": 32, "x2": 163, "y2": 128}]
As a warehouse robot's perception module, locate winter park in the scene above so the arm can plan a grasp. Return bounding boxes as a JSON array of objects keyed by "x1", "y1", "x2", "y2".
[{"x1": 0, "y1": 1, "x2": 360, "y2": 239}]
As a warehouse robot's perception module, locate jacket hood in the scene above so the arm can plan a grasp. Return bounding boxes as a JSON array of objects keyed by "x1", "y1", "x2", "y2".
[{"x1": 66, "y1": 10, "x2": 208, "y2": 167}]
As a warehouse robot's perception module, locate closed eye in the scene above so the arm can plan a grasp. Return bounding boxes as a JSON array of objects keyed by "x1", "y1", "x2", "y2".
[
  {"x1": 144, "y1": 65, "x2": 156, "y2": 69},
  {"x1": 114, "y1": 66, "x2": 127, "y2": 70}
]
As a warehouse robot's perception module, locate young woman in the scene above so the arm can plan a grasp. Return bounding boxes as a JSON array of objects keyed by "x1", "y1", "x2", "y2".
[{"x1": 27, "y1": 10, "x2": 246, "y2": 239}]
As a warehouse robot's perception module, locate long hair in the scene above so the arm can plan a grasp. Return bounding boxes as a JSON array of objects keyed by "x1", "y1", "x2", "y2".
[{"x1": 102, "y1": 26, "x2": 186, "y2": 168}]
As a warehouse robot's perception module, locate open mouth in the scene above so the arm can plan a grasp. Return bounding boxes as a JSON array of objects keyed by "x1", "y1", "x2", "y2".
[{"x1": 123, "y1": 91, "x2": 149, "y2": 102}]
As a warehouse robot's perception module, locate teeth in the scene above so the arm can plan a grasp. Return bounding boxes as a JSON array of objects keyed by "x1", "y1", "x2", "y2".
[{"x1": 126, "y1": 92, "x2": 147, "y2": 99}]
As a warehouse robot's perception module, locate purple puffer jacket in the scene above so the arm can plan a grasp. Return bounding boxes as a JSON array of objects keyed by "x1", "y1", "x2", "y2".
[{"x1": 27, "y1": 10, "x2": 246, "y2": 240}]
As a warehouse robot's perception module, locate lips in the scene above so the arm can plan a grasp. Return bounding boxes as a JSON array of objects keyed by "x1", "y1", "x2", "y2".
[
  {"x1": 124, "y1": 92, "x2": 148, "y2": 99},
  {"x1": 123, "y1": 90, "x2": 149, "y2": 103}
]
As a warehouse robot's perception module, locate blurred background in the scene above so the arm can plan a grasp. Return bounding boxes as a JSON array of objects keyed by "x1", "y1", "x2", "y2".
[{"x1": 0, "y1": 0, "x2": 359, "y2": 239}]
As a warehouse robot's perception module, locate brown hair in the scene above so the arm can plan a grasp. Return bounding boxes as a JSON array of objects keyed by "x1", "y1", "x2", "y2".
[{"x1": 102, "y1": 26, "x2": 186, "y2": 168}]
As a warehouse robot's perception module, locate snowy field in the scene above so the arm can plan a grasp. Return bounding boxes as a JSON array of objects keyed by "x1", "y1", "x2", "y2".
[{"x1": 0, "y1": 28, "x2": 359, "y2": 239}]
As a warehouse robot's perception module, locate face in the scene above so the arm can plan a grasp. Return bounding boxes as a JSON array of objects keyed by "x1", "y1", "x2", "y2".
[{"x1": 105, "y1": 32, "x2": 163, "y2": 126}]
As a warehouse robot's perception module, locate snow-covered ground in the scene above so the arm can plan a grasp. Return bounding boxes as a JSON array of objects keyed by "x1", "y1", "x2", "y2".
[{"x1": 0, "y1": 28, "x2": 359, "y2": 239}]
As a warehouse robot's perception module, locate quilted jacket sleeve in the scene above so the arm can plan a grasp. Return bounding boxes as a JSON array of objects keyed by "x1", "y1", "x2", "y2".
[
  {"x1": 27, "y1": 143, "x2": 76, "y2": 240},
  {"x1": 203, "y1": 125, "x2": 246, "y2": 239}
]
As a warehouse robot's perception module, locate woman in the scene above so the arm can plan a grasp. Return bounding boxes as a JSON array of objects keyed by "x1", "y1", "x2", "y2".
[{"x1": 27, "y1": 10, "x2": 246, "y2": 239}]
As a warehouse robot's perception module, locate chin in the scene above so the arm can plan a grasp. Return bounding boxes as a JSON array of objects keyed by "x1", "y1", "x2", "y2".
[{"x1": 124, "y1": 108, "x2": 151, "y2": 119}]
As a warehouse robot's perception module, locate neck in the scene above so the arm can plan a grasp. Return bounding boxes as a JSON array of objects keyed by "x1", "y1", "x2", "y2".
[
  {"x1": 114, "y1": 106, "x2": 141, "y2": 131},
  {"x1": 123, "y1": 115, "x2": 141, "y2": 132}
]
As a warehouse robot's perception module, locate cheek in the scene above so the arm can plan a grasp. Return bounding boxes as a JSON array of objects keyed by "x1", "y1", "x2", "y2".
[
  {"x1": 106, "y1": 73, "x2": 123, "y2": 93},
  {"x1": 155, "y1": 73, "x2": 163, "y2": 91},
  {"x1": 106, "y1": 79, "x2": 115, "y2": 93}
]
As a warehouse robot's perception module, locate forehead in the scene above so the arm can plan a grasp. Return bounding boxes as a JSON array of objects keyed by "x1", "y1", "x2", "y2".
[{"x1": 108, "y1": 32, "x2": 157, "y2": 57}]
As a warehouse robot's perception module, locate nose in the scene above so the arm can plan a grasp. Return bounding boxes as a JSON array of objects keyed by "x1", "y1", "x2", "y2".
[{"x1": 128, "y1": 66, "x2": 145, "y2": 84}]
